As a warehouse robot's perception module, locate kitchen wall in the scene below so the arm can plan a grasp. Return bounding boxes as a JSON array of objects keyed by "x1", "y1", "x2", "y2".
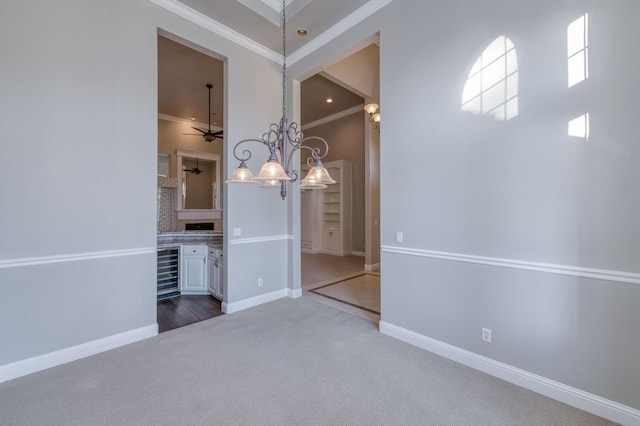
[
  {"x1": 0, "y1": 0, "x2": 285, "y2": 375},
  {"x1": 289, "y1": 0, "x2": 640, "y2": 419}
]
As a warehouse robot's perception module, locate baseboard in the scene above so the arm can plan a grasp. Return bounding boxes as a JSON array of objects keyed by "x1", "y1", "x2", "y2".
[
  {"x1": 288, "y1": 288, "x2": 302, "y2": 298},
  {"x1": 379, "y1": 321, "x2": 640, "y2": 425},
  {"x1": 364, "y1": 263, "x2": 380, "y2": 271},
  {"x1": 352, "y1": 251, "x2": 365, "y2": 257},
  {"x1": 0, "y1": 324, "x2": 158, "y2": 384},
  {"x1": 222, "y1": 288, "x2": 289, "y2": 314}
]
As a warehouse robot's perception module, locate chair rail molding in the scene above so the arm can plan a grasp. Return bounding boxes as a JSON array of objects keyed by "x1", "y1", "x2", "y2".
[{"x1": 381, "y1": 245, "x2": 640, "y2": 286}]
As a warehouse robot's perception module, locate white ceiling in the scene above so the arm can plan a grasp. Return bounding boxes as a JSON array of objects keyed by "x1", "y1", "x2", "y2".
[{"x1": 168, "y1": 0, "x2": 374, "y2": 55}]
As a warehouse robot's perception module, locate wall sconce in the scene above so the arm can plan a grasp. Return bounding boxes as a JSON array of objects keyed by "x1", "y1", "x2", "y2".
[{"x1": 364, "y1": 103, "x2": 380, "y2": 132}]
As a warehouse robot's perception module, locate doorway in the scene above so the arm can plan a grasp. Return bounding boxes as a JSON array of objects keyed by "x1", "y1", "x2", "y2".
[
  {"x1": 156, "y1": 33, "x2": 226, "y2": 332},
  {"x1": 298, "y1": 42, "x2": 381, "y2": 322}
]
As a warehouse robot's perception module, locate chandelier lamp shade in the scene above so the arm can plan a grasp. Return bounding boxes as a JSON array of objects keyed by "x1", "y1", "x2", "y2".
[
  {"x1": 364, "y1": 103, "x2": 381, "y2": 132},
  {"x1": 225, "y1": 0, "x2": 335, "y2": 199}
]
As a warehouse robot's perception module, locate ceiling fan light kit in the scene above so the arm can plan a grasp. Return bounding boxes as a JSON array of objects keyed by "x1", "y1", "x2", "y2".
[{"x1": 226, "y1": 0, "x2": 335, "y2": 200}]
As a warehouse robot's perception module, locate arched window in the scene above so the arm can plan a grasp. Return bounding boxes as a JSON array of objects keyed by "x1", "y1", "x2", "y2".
[{"x1": 461, "y1": 36, "x2": 519, "y2": 121}]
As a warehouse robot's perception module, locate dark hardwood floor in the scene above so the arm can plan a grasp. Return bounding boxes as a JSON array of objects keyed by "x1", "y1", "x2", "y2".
[{"x1": 157, "y1": 295, "x2": 224, "y2": 333}]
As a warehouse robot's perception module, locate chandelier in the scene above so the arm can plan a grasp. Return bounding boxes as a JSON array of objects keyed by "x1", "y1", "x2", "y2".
[{"x1": 226, "y1": 0, "x2": 335, "y2": 199}]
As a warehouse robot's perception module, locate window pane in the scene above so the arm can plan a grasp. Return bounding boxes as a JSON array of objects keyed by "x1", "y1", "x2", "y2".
[
  {"x1": 482, "y1": 81, "x2": 505, "y2": 112},
  {"x1": 568, "y1": 51, "x2": 585, "y2": 87},
  {"x1": 482, "y1": 56, "x2": 506, "y2": 89}
]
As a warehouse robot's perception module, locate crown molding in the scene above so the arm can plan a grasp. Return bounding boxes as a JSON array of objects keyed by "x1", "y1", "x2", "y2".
[
  {"x1": 149, "y1": 0, "x2": 281, "y2": 63},
  {"x1": 301, "y1": 104, "x2": 363, "y2": 130},
  {"x1": 288, "y1": 0, "x2": 393, "y2": 66},
  {"x1": 158, "y1": 113, "x2": 223, "y2": 133},
  {"x1": 150, "y1": 0, "x2": 392, "y2": 66}
]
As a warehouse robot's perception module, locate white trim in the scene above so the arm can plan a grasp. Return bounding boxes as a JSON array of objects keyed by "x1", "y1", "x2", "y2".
[
  {"x1": 0, "y1": 324, "x2": 158, "y2": 384},
  {"x1": 351, "y1": 251, "x2": 365, "y2": 257},
  {"x1": 158, "y1": 113, "x2": 223, "y2": 133},
  {"x1": 288, "y1": 288, "x2": 302, "y2": 298},
  {"x1": 379, "y1": 321, "x2": 640, "y2": 425},
  {"x1": 229, "y1": 235, "x2": 293, "y2": 245},
  {"x1": 364, "y1": 262, "x2": 379, "y2": 272},
  {"x1": 301, "y1": 105, "x2": 363, "y2": 130},
  {"x1": 0, "y1": 248, "x2": 156, "y2": 270},
  {"x1": 148, "y1": 0, "x2": 281, "y2": 63},
  {"x1": 288, "y1": 0, "x2": 393, "y2": 65},
  {"x1": 381, "y1": 245, "x2": 640, "y2": 286},
  {"x1": 222, "y1": 288, "x2": 288, "y2": 313}
]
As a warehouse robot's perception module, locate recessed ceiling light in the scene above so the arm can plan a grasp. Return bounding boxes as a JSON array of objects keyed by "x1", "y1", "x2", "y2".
[
  {"x1": 326, "y1": 98, "x2": 333, "y2": 103},
  {"x1": 296, "y1": 28, "x2": 309, "y2": 37},
  {"x1": 190, "y1": 117, "x2": 196, "y2": 121}
]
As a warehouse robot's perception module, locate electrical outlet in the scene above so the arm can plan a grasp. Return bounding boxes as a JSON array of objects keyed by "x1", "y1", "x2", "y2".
[
  {"x1": 396, "y1": 231, "x2": 404, "y2": 243},
  {"x1": 258, "y1": 278, "x2": 263, "y2": 287},
  {"x1": 482, "y1": 328, "x2": 492, "y2": 343},
  {"x1": 233, "y1": 227, "x2": 242, "y2": 236}
]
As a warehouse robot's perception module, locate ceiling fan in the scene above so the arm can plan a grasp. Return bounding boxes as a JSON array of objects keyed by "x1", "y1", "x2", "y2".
[
  {"x1": 183, "y1": 159, "x2": 202, "y2": 175},
  {"x1": 184, "y1": 83, "x2": 223, "y2": 142}
]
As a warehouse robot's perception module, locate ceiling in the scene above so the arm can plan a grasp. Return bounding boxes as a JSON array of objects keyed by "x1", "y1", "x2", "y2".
[
  {"x1": 158, "y1": 36, "x2": 224, "y2": 129},
  {"x1": 158, "y1": 36, "x2": 366, "y2": 129},
  {"x1": 177, "y1": 0, "x2": 371, "y2": 54},
  {"x1": 157, "y1": 1, "x2": 377, "y2": 129}
]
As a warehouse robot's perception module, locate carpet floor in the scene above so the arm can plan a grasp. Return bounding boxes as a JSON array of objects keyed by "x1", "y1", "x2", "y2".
[{"x1": 0, "y1": 297, "x2": 613, "y2": 426}]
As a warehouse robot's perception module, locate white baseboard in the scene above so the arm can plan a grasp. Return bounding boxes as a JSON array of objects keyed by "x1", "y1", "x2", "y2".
[
  {"x1": 288, "y1": 288, "x2": 302, "y2": 298},
  {"x1": 0, "y1": 324, "x2": 158, "y2": 384},
  {"x1": 222, "y1": 288, "x2": 289, "y2": 314},
  {"x1": 352, "y1": 251, "x2": 365, "y2": 257},
  {"x1": 364, "y1": 263, "x2": 380, "y2": 271},
  {"x1": 379, "y1": 321, "x2": 640, "y2": 425}
]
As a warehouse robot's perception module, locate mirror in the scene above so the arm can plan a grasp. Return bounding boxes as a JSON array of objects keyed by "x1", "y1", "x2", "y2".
[{"x1": 176, "y1": 149, "x2": 222, "y2": 220}]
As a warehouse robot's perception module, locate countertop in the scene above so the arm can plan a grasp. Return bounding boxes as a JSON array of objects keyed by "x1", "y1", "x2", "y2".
[{"x1": 157, "y1": 232, "x2": 222, "y2": 249}]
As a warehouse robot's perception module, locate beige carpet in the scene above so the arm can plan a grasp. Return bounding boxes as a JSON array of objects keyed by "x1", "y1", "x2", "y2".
[
  {"x1": 0, "y1": 297, "x2": 614, "y2": 426},
  {"x1": 310, "y1": 272, "x2": 380, "y2": 314}
]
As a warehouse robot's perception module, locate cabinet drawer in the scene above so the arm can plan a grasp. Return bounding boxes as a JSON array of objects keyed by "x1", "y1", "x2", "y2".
[{"x1": 182, "y1": 245, "x2": 207, "y2": 256}]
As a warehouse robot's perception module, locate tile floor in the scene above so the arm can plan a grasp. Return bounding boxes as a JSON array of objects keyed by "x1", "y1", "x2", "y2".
[{"x1": 301, "y1": 253, "x2": 380, "y2": 323}]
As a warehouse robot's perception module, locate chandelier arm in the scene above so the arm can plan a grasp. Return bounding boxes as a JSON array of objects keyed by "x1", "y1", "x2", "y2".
[
  {"x1": 299, "y1": 136, "x2": 330, "y2": 160},
  {"x1": 232, "y1": 138, "x2": 270, "y2": 162},
  {"x1": 295, "y1": 145, "x2": 321, "y2": 169}
]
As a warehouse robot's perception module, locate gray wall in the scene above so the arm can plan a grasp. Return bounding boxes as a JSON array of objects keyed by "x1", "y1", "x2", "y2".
[
  {"x1": 0, "y1": 0, "x2": 286, "y2": 366},
  {"x1": 290, "y1": 0, "x2": 640, "y2": 412}
]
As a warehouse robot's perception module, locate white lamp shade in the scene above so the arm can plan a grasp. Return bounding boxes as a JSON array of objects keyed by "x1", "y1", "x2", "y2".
[
  {"x1": 260, "y1": 179, "x2": 282, "y2": 188},
  {"x1": 372, "y1": 112, "x2": 381, "y2": 123},
  {"x1": 299, "y1": 174, "x2": 327, "y2": 189},
  {"x1": 303, "y1": 165, "x2": 336, "y2": 184},
  {"x1": 226, "y1": 163, "x2": 258, "y2": 183},
  {"x1": 364, "y1": 103, "x2": 379, "y2": 114},
  {"x1": 255, "y1": 159, "x2": 291, "y2": 181}
]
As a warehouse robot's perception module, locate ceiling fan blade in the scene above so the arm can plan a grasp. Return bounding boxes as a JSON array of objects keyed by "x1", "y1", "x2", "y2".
[
  {"x1": 191, "y1": 127, "x2": 206, "y2": 134},
  {"x1": 183, "y1": 133, "x2": 202, "y2": 136}
]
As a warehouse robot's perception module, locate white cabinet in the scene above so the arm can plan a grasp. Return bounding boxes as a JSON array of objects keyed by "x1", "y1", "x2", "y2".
[
  {"x1": 180, "y1": 245, "x2": 208, "y2": 294},
  {"x1": 208, "y1": 246, "x2": 224, "y2": 301},
  {"x1": 321, "y1": 160, "x2": 352, "y2": 256}
]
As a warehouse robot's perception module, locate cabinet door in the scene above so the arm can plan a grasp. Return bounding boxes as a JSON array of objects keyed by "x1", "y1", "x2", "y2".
[
  {"x1": 217, "y1": 261, "x2": 225, "y2": 299},
  {"x1": 322, "y1": 231, "x2": 341, "y2": 251},
  {"x1": 181, "y1": 246, "x2": 207, "y2": 293},
  {"x1": 208, "y1": 256, "x2": 217, "y2": 295}
]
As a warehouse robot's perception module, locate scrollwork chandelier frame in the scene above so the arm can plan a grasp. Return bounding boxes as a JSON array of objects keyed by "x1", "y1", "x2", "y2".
[{"x1": 226, "y1": 0, "x2": 335, "y2": 199}]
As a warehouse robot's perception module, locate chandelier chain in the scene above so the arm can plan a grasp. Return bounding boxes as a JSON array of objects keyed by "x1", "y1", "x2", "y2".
[{"x1": 281, "y1": 0, "x2": 287, "y2": 119}]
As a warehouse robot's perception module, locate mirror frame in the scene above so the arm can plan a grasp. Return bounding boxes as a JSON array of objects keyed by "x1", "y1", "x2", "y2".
[{"x1": 176, "y1": 149, "x2": 222, "y2": 220}]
